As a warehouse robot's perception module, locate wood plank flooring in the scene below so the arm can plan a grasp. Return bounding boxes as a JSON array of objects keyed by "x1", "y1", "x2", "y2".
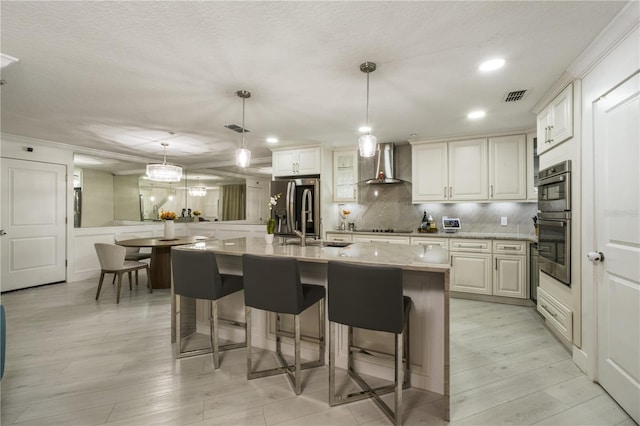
[{"x1": 0, "y1": 278, "x2": 634, "y2": 425}]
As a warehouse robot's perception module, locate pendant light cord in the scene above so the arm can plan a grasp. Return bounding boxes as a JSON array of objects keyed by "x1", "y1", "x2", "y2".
[
  {"x1": 365, "y1": 70, "x2": 370, "y2": 128},
  {"x1": 241, "y1": 97, "x2": 246, "y2": 149}
]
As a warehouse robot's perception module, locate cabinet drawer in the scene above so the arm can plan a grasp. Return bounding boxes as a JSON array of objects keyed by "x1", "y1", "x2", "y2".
[
  {"x1": 449, "y1": 238, "x2": 491, "y2": 253},
  {"x1": 537, "y1": 287, "x2": 573, "y2": 341},
  {"x1": 411, "y1": 237, "x2": 448, "y2": 250},
  {"x1": 493, "y1": 240, "x2": 527, "y2": 255},
  {"x1": 353, "y1": 235, "x2": 410, "y2": 245},
  {"x1": 325, "y1": 233, "x2": 353, "y2": 243}
]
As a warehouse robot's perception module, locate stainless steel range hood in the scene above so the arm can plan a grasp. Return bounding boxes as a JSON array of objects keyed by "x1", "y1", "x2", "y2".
[{"x1": 365, "y1": 142, "x2": 404, "y2": 184}]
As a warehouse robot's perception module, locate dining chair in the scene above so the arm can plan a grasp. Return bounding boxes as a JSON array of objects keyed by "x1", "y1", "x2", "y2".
[
  {"x1": 94, "y1": 243, "x2": 152, "y2": 303},
  {"x1": 114, "y1": 234, "x2": 151, "y2": 261}
]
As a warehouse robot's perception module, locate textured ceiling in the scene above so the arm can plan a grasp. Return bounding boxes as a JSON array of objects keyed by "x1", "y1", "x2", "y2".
[{"x1": 0, "y1": 1, "x2": 628, "y2": 175}]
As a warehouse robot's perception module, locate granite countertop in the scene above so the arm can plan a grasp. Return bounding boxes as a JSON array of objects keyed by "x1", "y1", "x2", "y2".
[
  {"x1": 175, "y1": 237, "x2": 450, "y2": 273},
  {"x1": 327, "y1": 230, "x2": 537, "y2": 242}
]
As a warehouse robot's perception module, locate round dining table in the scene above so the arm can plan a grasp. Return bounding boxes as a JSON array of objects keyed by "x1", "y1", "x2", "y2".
[{"x1": 116, "y1": 236, "x2": 211, "y2": 289}]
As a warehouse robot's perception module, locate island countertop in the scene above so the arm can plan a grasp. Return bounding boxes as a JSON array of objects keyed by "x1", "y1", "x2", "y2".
[{"x1": 173, "y1": 237, "x2": 451, "y2": 273}]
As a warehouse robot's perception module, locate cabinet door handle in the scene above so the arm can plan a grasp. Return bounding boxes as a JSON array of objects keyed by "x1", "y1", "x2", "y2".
[
  {"x1": 495, "y1": 258, "x2": 498, "y2": 270},
  {"x1": 544, "y1": 126, "x2": 549, "y2": 144},
  {"x1": 444, "y1": 187, "x2": 447, "y2": 198},
  {"x1": 502, "y1": 245, "x2": 518, "y2": 250},
  {"x1": 457, "y1": 243, "x2": 483, "y2": 248},
  {"x1": 490, "y1": 185, "x2": 494, "y2": 198},
  {"x1": 549, "y1": 125, "x2": 554, "y2": 143},
  {"x1": 449, "y1": 186, "x2": 453, "y2": 198}
]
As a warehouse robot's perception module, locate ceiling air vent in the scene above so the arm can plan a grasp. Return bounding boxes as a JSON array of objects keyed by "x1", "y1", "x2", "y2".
[
  {"x1": 503, "y1": 89, "x2": 528, "y2": 103},
  {"x1": 224, "y1": 124, "x2": 250, "y2": 133}
]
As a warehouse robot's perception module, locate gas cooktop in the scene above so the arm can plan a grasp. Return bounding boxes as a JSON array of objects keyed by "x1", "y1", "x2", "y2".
[{"x1": 353, "y1": 229, "x2": 414, "y2": 234}]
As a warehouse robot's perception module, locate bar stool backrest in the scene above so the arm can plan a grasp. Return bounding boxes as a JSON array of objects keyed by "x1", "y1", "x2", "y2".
[
  {"x1": 328, "y1": 261, "x2": 404, "y2": 334},
  {"x1": 172, "y1": 250, "x2": 223, "y2": 300},
  {"x1": 242, "y1": 254, "x2": 303, "y2": 315}
]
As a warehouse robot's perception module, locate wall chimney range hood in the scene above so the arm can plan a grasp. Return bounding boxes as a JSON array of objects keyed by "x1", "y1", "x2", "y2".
[{"x1": 365, "y1": 142, "x2": 404, "y2": 184}]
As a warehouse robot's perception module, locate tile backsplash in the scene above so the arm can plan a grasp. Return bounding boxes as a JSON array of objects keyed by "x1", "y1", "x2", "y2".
[{"x1": 330, "y1": 182, "x2": 537, "y2": 235}]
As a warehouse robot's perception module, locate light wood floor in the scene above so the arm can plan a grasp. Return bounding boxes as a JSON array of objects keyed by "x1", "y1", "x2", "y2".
[{"x1": 0, "y1": 278, "x2": 634, "y2": 425}]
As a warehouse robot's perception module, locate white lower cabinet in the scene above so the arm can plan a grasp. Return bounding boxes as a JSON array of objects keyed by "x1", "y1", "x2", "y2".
[
  {"x1": 493, "y1": 255, "x2": 527, "y2": 298},
  {"x1": 450, "y1": 238, "x2": 529, "y2": 299},
  {"x1": 450, "y1": 252, "x2": 492, "y2": 295},
  {"x1": 537, "y1": 287, "x2": 573, "y2": 340}
]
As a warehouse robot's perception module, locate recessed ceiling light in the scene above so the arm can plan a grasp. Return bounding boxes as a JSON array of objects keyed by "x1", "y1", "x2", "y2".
[
  {"x1": 266, "y1": 137, "x2": 278, "y2": 144},
  {"x1": 358, "y1": 126, "x2": 372, "y2": 133},
  {"x1": 467, "y1": 110, "x2": 486, "y2": 119},
  {"x1": 479, "y1": 58, "x2": 505, "y2": 72}
]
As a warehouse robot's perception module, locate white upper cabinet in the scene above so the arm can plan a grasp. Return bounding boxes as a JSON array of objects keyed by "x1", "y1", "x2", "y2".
[
  {"x1": 333, "y1": 149, "x2": 358, "y2": 202},
  {"x1": 537, "y1": 83, "x2": 573, "y2": 155},
  {"x1": 412, "y1": 142, "x2": 448, "y2": 202},
  {"x1": 412, "y1": 134, "x2": 527, "y2": 202},
  {"x1": 449, "y1": 139, "x2": 488, "y2": 200},
  {"x1": 489, "y1": 134, "x2": 526, "y2": 200},
  {"x1": 272, "y1": 147, "x2": 321, "y2": 177}
]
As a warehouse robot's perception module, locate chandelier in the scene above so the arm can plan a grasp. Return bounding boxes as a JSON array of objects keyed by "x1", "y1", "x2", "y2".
[
  {"x1": 358, "y1": 62, "x2": 378, "y2": 157},
  {"x1": 146, "y1": 142, "x2": 182, "y2": 182},
  {"x1": 235, "y1": 90, "x2": 252, "y2": 168},
  {"x1": 188, "y1": 179, "x2": 207, "y2": 197}
]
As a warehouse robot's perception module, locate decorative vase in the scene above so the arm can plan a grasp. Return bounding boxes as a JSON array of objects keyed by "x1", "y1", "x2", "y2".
[
  {"x1": 164, "y1": 220, "x2": 175, "y2": 239},
  {"x1": 264, "y1": 233, "x2": 274, "y2": 244}
]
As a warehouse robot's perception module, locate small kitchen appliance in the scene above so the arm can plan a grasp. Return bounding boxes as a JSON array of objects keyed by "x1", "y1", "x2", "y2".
[{"x1": 442, "y1": 217, "x2": 461, "y2": 233}]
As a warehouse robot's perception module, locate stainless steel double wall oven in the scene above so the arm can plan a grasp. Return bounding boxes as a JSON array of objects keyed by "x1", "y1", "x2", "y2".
[{"x1": 537, "y1": 160, "x2": 572, "y2": 285}]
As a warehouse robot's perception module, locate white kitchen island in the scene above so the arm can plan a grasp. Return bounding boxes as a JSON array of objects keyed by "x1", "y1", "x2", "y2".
[{"x1": 172, "y1": 237, "x2": 451, "y2": 420}]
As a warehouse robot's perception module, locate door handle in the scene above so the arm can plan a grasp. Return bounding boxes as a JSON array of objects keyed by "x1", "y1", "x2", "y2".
[
  {"x1": 0, "y1": 229, "x2": 6, "y2": 236},
  {"x1": 587, "y1": 251, "x2": 604, "y2": 262}
]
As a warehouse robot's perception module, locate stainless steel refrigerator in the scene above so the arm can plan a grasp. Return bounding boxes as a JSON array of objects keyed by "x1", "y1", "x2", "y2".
[{"x1": 270, "y1": 178, "x2": 320, "y2": 238}]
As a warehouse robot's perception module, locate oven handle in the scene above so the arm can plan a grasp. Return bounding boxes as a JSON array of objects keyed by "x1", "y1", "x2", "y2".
[
  {"x1": 538, "y1": 219, "x2": 567, "y2": 227},
  {"x1": 538, "y1": 174, "x2": 566, "y2": 186}
]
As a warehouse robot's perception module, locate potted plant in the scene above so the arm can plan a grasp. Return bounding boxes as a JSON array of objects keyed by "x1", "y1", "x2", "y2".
[{"x1": 265, "y1": 193, "x2": 281, "y2": 243}]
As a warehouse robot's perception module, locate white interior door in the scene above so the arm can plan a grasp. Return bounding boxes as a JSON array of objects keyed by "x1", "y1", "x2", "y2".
[
  {"x1": 594, "y1": 72, "x2": 640, "y2": 424},
  {"x1": 1, "y1": 158, "x2": 67, "y2": 291}
]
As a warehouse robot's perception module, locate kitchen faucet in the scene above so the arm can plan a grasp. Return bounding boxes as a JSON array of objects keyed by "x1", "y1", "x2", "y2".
[{"x1": 294, "y1": 188, "x2": 313, "y2": 246}]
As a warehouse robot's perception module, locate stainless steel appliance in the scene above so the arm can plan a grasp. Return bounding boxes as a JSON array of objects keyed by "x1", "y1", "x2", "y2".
[
  {"x1": 538, "y1": 161, "x2": 571, "y2": 285},
  {"x1": 538, "y1": 160, "x2": 571, "y2": 212},
  {"x1": 270, "y1": 178, "x2": 320, "y2": 239},
  {"x1": 530, "y1": 242, "x2": 538, "y2": 301}
]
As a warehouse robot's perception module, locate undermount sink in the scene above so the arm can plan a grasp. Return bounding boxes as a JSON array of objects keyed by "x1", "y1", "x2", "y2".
[{"x1": 285, "y1": 239, "x2": 352, "y2": 248}]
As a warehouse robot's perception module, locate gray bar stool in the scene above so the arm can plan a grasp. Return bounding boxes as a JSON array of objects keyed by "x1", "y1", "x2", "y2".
[
  {"x1": 242, "y1": 254, "x2": 325, "y2": 395},
  {"x1": 171, "y1": 249, "x2": 246, "y2": 369},
  {"x1": 327, "y1": 261, "x2": 411, "y2": 425}
]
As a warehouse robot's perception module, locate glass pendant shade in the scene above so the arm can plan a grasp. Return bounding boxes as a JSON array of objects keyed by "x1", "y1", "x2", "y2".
[
  {"x1": 235, "y1": 90, "x2": 252, "y2": 168},
  {"x1": 146, "y1": 163, "x2": 182, "y2": 182},
  {"x1": 235, "y1": 148, "x2": 251, "y2": 168},
  {"x1": 358, "y1": 133, "x2": 377, "y2": 157},
  {"x1": 188, "y1": 186, "x2": 207, "y2": 197},
  {"x1": 358, "y1": 62, "x2": 378, "y2": 157}
]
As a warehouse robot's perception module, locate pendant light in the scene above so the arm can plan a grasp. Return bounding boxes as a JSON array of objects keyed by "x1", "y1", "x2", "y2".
[
  {"x1": 358, "y1": 62, "x2": 377, "y2": 157},
  {"x1": 235, "y1": 90, "x2": 252, "y2": 168},
  {"x1": 146, "y1": 142, "x2": 182, "y2": 182}
]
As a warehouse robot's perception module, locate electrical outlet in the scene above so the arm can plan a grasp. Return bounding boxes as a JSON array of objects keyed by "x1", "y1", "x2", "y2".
[{"x1": 501, "y1": 216, "x2": 508, "y2": 226}]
